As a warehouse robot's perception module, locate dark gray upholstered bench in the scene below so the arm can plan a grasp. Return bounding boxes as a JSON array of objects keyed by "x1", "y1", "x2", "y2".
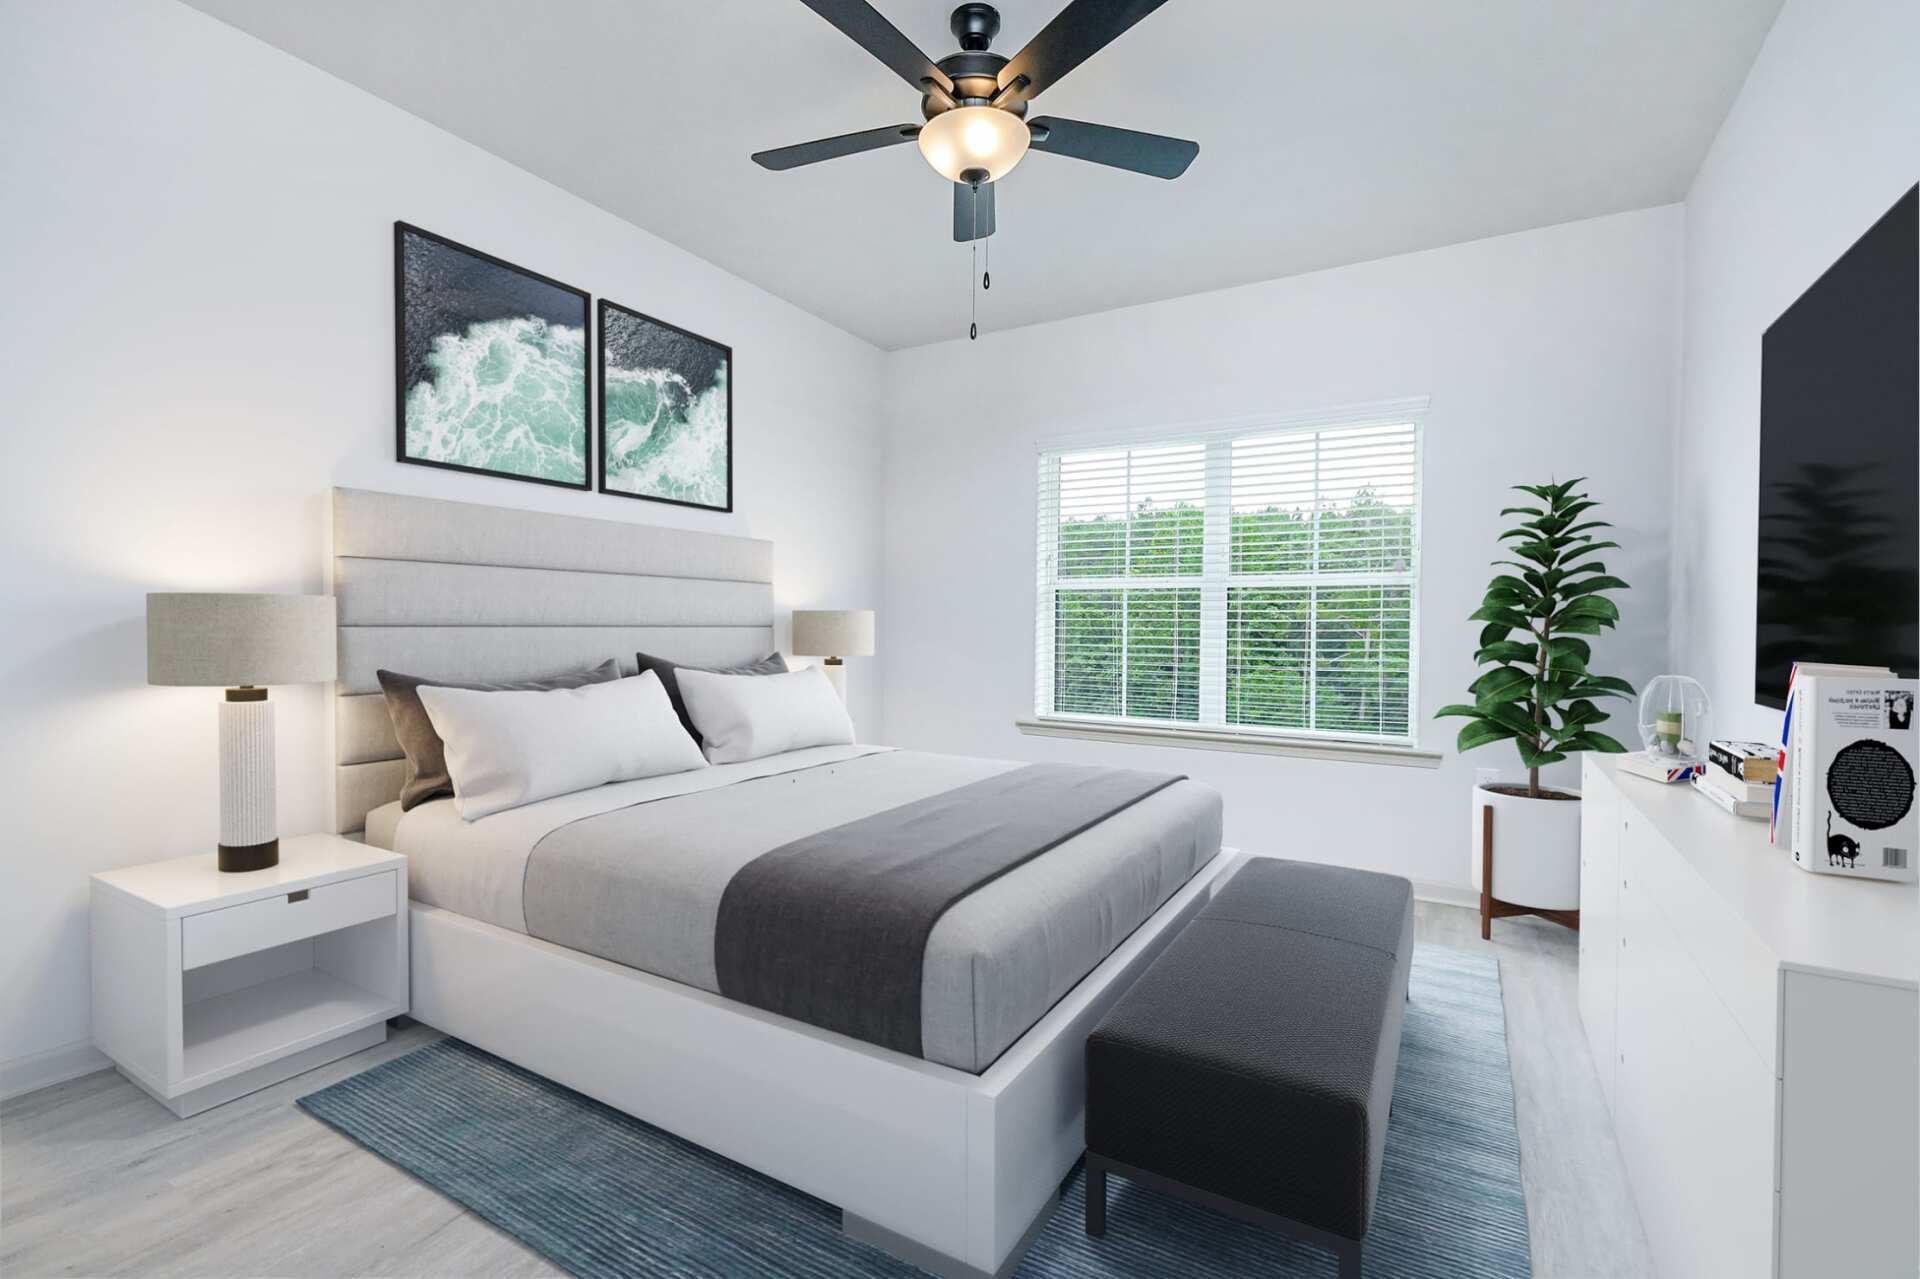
[{"x1": 1084, "y1": 857, "x2": 1416, "y2": 1279}]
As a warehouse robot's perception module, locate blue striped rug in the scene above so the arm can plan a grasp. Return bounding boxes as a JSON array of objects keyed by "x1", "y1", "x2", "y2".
[{"x1": 299, "y1": 946, "x2": 1528, "y2": 1278}]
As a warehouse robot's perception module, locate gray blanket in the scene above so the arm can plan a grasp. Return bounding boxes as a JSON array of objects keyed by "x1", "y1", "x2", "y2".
[
  {"x1": 711, "y1": 763, "x2": 1185, "y2": 1058},
  {"x1": 516, "y1": 749, "x2": 1222, "y2": 1071}
]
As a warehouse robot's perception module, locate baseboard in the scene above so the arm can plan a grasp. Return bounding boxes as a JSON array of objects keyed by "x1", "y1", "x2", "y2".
[
  {"x1": 1410, "y1": 879, "x2": 1479, "y2": 910},
  {"x1": 1, "y1": 1039, "x2": 111, "y2": 1102}
]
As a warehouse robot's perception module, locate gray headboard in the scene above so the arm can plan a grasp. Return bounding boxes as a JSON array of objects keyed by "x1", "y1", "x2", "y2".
[{"x1": 330, "y1": 487, "x2": 775, "y2": 834}]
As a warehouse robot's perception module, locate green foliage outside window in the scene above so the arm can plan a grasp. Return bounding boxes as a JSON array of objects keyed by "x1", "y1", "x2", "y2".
[{"x1": 1051, "y1": 490, "x2": 1415, "y2": 737}]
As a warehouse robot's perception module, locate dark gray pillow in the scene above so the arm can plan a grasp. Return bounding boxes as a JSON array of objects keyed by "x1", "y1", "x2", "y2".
[
  {"x1": 635, "y1": 650, "x2": 787, "y2": 747},
  {"x1": 377, "y1": 659, "x2": 622, "y2": 811}
]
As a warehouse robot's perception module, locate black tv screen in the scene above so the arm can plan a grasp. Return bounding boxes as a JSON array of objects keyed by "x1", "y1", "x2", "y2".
[{"x1": 1755, "y1": 185, "x2": 1919, "y2": 709}]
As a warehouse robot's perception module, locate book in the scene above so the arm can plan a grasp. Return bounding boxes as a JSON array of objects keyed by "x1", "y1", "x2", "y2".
[
  {"x1": 1693, "y1": 773, "x2": 1768, "y2": 819},
  {"x1": 1618, "y1": 752, "x2": 1703, "y2": 785},
  {"x1": 1697, "y1": 765, "x2": 1773, "y2": 807},
  {"x1": 1786, "y1": 670, "x2": 1917, "y2": 882},
  {"x1": 1708, "y1": 739, "x2": 1777, "y2": 784},
  {"x1": 1772, "y1": 662, "x2": 1896, "y2": 846}
]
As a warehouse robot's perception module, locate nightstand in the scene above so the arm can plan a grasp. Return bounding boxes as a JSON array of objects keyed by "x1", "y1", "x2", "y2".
[{"x1": 90, "y1": 834, "x2": 407, "y2": 1117}]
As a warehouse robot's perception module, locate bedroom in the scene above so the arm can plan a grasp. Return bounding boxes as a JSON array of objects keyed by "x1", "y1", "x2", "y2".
[{"x1": 2, "y1": 1, "x2": 1916, "y2": 1277}]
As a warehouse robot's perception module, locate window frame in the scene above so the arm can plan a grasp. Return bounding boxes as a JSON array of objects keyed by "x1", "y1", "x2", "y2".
[{"x1": 1033, "y1": 399, "x2": 1427, "y2": 753}]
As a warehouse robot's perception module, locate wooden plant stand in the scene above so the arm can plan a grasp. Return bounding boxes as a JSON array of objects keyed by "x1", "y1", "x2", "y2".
[{"x1": 1480, "y1": 803, "x2": 1580, "y2": 940}]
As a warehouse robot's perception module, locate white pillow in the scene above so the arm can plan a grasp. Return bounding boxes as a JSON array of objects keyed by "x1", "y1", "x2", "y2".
[
  {"x1": 675, "y1": 665, "x2": 855, "y2": 764},
  {"x1": 417, "y1": 670, "x2": 705, "y2": 820}
]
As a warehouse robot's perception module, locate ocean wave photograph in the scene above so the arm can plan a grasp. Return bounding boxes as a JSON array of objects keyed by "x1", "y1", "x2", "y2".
[
  {"x1": 396, "y1": 223, "x2": 590, "y2": 489},
  {"x1": 598, "y1": 299, "x2": 732, "y2": 512}
]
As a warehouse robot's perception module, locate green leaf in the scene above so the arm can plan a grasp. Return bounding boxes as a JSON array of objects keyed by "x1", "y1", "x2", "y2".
[
  {"x1": 1548, "y1": 477, "x2": 1588, "y2": 503},
  {"x1": 1435, "y1": 703, "x2": 1485, "y2": 720},
  {"x1": 1563, "y1": 520, "x2": 1612, "y2": 537},
  {"x1": 1559, "y1": 560, "x2": 1608, "y2": 578},
  {"x1": 1560, "y1": 574, "x2": 1630, "y2": 598},
  {"x1": 1498, "y1": 506, "x2": 1544, "y2": 519},
  {"x1": 1457, "y1": 720, "x2": 1518, "y2": 753},
  {"x1": 1515, "y1": 738, "x2": 1568, "y2": 769},
  {"x1": 1546, "y1": 636, "x2": 1592, "y2": 663},
  {"x1": 1479, "y1": 622, "x2": 1515, "y2": 648},
  {"x1": 1575, "y1": 674, "x2": 1636, "y2": 697},
  {"x1": 1553, "y1": 615, "x2": 1605, "y2": 636},
  {"x1": 1559, "y1": 698, "x2": 1605, "y2": 726},
  {"x1": 1560, "y1": 539, "x2": 1621, "y2": 563},
  {"x1": 1551, "y1": 499, "x2": 1599, "y2": 523},
  {"x1": 1482, "y1": 587, "x2": 1532, "y2": 608},
  {"x1": 1509, "y1": 540, "x2": 1559, "y2": 566},
  {"x1": 1479, "y1": 700, "x2": 1542, "y2": 737},
  {"x1": 1475, "y1": 640, "x2": 1538, "y2": 665},
  {"x1": 1512, "y1": 483, "x2": 1556, "y2": 500},
  {"x1": 1570, "y1": 731, "x2": 1630, "y2": 754},
  {"x1": 1470, "y1": 666, "x2": 1533, "y2": 702},
  {"x1": 1488, "y1": 575, "x2": 1534, "y2": 596},
  {"x1": 1469, "y1": 604, "x2": 1531, "y2": 629},
  {"x1": 1554, "y1": 595, "x2": 1620, "y2": 625}
]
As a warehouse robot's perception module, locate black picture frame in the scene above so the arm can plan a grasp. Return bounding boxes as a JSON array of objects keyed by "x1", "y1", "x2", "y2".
[
  {"x1": 393, "y1": 221, "x2": 592, "y2": 491},
  {"x1": 597, "y1": 297, "x2": 734, "y2": 513}
]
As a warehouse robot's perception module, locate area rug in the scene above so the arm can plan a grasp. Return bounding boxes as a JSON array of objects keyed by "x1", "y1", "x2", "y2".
[{"x1": 298, "y1": 946, "x2": 1529, "y2": 1278}]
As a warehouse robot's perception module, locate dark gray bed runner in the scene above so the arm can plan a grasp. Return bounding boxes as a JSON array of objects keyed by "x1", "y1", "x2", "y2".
[{"x1": 713, "y1": 762, "x2": 1184, "y2": 1058}]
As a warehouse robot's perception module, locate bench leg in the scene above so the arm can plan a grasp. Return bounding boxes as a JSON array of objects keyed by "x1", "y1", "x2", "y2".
[
  {"x1": 1338, "y1": 1238, "x2": 1362, "y2": 1279},
  {"x1": 1085, "y1": 1160, "x2": 1107, "y2": 1238}
]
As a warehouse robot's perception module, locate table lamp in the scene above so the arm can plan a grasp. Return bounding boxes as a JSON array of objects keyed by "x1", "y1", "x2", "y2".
[
  {"x1": 791, "y1": 609, "x2": 874, "y2": 702},
  {"x1": 147, "y1": 593, "x2": 337, "y2": 871}
]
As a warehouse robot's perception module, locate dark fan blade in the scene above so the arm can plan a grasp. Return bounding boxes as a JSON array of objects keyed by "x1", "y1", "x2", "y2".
[
  {"x1": 797, "y1": 0, "x2": 954, "y2": 95},
  {"x1": 995, "y1": 0, "x2": 1169, "y2": 104},
  {"x1": 1028, "y1": 116, "x2": 1197, "y2": 179},
  {"x1": 752, "y1": 124, "x2": 921, "y2": 171},
  {"x1": 953, "y1": 181, "x2": 996, "y2": 241}
]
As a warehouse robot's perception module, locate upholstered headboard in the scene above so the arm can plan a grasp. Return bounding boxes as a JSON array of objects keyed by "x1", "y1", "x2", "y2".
[{"x1": 330, "y1": 487, "x2": 775, "y2": 834}]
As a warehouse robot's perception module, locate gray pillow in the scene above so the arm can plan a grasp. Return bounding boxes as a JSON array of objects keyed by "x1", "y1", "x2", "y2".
[
  {"x1": 635, "y1": 650, "x2": 787, "y2": 747},
  {"x1": 377, "y1": 659, "x2": 622, "y2": 810}
]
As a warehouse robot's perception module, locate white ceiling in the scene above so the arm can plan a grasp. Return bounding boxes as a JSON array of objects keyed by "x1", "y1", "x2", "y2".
[{"x1": 184, "y1": 0, "x2": 1782, "y2": 350}]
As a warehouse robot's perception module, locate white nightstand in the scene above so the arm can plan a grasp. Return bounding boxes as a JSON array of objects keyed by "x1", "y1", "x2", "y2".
[{"x1": 90, "y1": 834, "x2": 408, "y2": 1117}]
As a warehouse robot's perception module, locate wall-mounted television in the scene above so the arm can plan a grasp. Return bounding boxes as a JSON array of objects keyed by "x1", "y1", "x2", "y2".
[{"x1": 1755, "y1": 185, "x2": 1919, "y2": 709}]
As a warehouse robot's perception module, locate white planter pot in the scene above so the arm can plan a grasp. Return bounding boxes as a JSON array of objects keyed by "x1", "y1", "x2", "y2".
[{"x1": 1469, "y1": 783, "x2": 1582, "y2": 911}]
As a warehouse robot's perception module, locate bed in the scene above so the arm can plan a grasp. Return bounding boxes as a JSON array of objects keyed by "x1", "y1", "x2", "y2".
[{"x1": 330, "y1": 487, "x2": 1233, "y2": 1278}]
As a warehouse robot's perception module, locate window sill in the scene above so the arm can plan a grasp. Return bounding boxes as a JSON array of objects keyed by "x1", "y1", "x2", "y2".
[{"x1": 1013, "y1": 718, "x2": 1444, "y2": 768}]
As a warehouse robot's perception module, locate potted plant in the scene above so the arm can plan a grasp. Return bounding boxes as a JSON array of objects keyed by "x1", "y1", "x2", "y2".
[{"x1": 1438, "y1": 478, "x2": 1633, "y2": 935}]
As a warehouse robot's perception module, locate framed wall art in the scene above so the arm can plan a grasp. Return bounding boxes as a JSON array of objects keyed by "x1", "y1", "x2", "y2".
[
  {"x1": 597, "y1": 298, "x2": 732, "y2": 512},
  {"x1": 395, "y1": 222, "x2": 590, "y2": 489}
]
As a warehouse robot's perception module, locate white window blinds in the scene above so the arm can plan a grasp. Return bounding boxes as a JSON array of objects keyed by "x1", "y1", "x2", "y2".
[{"x1": 1036, "y1": 417, "x2": 1420, "y2": 744}]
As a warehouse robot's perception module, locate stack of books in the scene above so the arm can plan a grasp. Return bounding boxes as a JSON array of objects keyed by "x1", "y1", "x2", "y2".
[{"x1": 1694, "y1": 739, "x2": 1777, "y2": 819}]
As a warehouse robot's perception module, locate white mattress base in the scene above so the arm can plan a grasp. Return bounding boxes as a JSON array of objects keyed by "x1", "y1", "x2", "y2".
[{"x1": 407, "y1": 848, "x2": 1243, "y2": 1277}]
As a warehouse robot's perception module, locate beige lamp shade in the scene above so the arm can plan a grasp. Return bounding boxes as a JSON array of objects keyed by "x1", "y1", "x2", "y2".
[
  {"x1": 147, "y1": 593, "x2": 337, "y2": 687},
  {"x1": 791, "y1": 609, "x2": 875, "y2": 658}
]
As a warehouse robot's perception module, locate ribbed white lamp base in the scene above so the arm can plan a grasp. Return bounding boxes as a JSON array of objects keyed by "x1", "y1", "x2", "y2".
[
  {"x1": 818, "y1": 658, "x2": 847, "y2": 701},
  {"x1": 218, "y1": 692, "x2": 278, "y2": 871}
]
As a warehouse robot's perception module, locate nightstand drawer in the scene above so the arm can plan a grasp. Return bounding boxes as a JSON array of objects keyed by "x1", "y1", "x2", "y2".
[{"x1": 181, "y1": 870, "x2": 397, "y2": 970}]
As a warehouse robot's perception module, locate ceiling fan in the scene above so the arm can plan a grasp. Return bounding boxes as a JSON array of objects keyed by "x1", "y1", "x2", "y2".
[{"x1": 752, "y1": 1, "x2": 1198, "y2": 245}]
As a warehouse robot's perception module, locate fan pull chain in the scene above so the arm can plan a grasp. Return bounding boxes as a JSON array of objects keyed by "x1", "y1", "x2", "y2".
[
  {"x1": 969, "y1": 182, "x2": 980, "y2": 341},
  {"x1": 983, "y1": 232, "x2": 991, "y2": 291}
]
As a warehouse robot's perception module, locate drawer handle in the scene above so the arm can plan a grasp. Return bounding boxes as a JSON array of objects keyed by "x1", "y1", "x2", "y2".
[{"x1": 287, "y1": 889, "x2": 310, "y2": 903}]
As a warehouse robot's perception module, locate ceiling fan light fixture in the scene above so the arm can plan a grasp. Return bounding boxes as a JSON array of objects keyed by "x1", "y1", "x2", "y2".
[{"x1": 916, "y1": 105, "x2": 1029, "y2": 184}]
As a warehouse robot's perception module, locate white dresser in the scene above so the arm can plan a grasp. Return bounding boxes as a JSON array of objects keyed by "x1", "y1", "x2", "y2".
[{"x1": 1580, "y1": 755, "x2": 1918, "y2": 1279}]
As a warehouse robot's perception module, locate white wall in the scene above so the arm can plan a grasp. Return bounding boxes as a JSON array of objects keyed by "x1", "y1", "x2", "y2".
[
  {"x1": 1671, "y1": 0, "x2": 1920, "y2": 741},
  {"x1": 881, "y1": 207, "x2": 1682, "y2": 894},
  {"x1": 0, "y1": 0, "x2": 887, "y2": 1088}
]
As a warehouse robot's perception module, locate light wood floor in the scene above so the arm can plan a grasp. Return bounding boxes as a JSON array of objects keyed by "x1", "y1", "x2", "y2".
[{"x1": 1, "y1": 903, "x2": 1654, "y2": 1278}]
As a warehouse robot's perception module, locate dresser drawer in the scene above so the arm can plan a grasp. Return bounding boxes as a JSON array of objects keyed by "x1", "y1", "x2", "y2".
[{"x1": 181, "y1": 870, "x2": 397, "y2": 970}]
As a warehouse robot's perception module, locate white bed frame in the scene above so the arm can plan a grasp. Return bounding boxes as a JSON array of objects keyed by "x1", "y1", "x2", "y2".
[{"x1": 329, "y1": 488, "x2": 1234, "y2": 1277}]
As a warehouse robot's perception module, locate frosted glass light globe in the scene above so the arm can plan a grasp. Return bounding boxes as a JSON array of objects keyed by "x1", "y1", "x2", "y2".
[{"x1": 917, "y1": 106, "x2": 1030, "y2": 184}]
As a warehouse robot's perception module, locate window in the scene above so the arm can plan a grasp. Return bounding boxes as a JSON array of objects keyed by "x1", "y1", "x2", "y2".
[{"x1": 1035, "y1": 413, "x2": 1420, "y2": 746}]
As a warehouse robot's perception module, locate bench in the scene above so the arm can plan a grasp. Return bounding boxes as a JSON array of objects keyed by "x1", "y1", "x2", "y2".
[{"x1": 1084, "y1": 857, "x2": 1416, "y2": 1278}]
